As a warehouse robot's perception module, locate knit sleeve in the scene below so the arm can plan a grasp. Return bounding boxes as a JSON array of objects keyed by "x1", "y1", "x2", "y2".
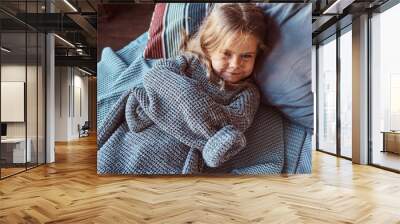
[
  {"x1": 224, "y1": 83, "x2": 261, "y2": 132},
  {"x1": 139, "y1": 55, "x2": 221, "y2": 148}
]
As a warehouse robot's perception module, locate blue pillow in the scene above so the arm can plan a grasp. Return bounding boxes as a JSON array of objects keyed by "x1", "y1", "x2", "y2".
[{"x1": 254, "y1": 3, "x2": 313, "y2": 130}]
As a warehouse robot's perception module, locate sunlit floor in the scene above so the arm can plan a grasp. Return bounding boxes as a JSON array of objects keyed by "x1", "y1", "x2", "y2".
[
  {"x1": 0, "y1": 134, "x2": 400, "y2": 223},
  {"x1": 316, "y1": 146, "x2": 400, "y2": 172},
  {"x1": 0, "y1": 162, "x2": 44, "y2": 179},
  {"x1": 372, "y1": 150, "x2": 400, "y2": 171},
  {"x1": 0, "y1": 167, "x2": 25, "y2": 177}
]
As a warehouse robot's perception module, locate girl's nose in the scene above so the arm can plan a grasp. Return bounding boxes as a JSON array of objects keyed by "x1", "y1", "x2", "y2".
[{"x1": 229, "y1": 55, "x2": 242, "y2": 69}]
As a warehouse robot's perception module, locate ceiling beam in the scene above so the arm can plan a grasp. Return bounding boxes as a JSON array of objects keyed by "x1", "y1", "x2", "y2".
[
  {"x1": 52, "y1": 0, "x2": 97, "y2": 46},
  {"x1": 67, "y1": 13, "x2": 97, "y2": 39},
  {"x1": 312, "y1": 15, "x2": 335, "y2": 33},
  {"x1": 322, "y1": 0, "x2": 356, "y2": 14},
  {"x1": 55, "y1": 55, "x2": 96, "y2": 73}
]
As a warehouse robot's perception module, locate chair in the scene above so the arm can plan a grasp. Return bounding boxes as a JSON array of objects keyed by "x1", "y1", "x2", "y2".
[{"x1": 79, "y1": 121, "x2": 90, "y2": 138}]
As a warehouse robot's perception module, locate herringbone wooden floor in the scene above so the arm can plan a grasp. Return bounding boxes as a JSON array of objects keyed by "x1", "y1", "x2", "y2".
[{"x1": 0, "y1": 134, "x2": 399, "y2": 224}]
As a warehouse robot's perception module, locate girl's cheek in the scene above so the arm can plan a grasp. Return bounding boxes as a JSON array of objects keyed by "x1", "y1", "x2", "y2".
[
  {"x1": 215, "y1": 61, "x2": 225, "y2": 70},
  {"x1": 220, "y1": 60, "x2": 228, "y2": 69}
]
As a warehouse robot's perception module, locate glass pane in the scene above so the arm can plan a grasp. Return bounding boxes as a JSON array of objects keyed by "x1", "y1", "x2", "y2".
[
  {"x1": 340, "y1": 29, "x2": 352, "y2": 158},
  {"x1": 27, "y1": 31, "x2": 38, "y2": 169},
  {"x1": 312, "y1": 45, "x2": 317, "y2": 150},
  {"x1": 1, "y1": 30, "x2": 27, "y2": 177},
  {"x1": 371, "y1": 3, "x2": 400, "y2": 171},
  {"x1": 26, "y1": 0, "x2": 39, "y2": 170},
  {"x1": 318, "y1": 37, "x2": 337, "y2": 154},
  {"x1": 38, "y1": 32, "x2": 45, "y2": 165}
]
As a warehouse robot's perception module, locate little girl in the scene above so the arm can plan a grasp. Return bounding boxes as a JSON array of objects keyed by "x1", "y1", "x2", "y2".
[{"x1": 98, "y1": 3, "x2": 268, "y2": 174}]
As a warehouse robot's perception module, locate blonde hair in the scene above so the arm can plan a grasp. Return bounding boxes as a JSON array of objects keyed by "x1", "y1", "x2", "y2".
[{"x1": 181, "y1": 3, "x2": 267, "y2": 86}]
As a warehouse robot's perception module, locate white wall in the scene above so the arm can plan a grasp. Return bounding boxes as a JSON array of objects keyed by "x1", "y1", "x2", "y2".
[
  {"x1": 1, "y1": 66, "x2": 26, "y2": 139},
  {"x1": 74, "y1": 72, "x2": 89, "y2": 133},
  {"x1": 1, "y1": 65, "x2": 26, "y2": 81},
  {"x1": 55, "y1": 67, "x2": 68, "y2": 141},
  {"x1": 54, "y1": 67, "x2": 89, "y2": 141},
  {"x1": 1, "y1": 65, "x2": 37, "y2": 137},
  {"x1": 1, "y1": 63, "x2": 46, "y2": 164},
  {"x1": 1, "y1": 82, "x2": 25, "y2": 122}
]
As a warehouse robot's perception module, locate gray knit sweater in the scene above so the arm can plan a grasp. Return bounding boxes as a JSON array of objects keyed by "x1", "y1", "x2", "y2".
[{"x1": 97, "y1": 54, "x2": 260, "y2": 174}]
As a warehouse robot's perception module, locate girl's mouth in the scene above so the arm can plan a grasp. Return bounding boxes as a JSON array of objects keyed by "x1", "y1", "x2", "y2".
[{"x1": 224, "y1": 72, "x2": 241, "y2": 76}]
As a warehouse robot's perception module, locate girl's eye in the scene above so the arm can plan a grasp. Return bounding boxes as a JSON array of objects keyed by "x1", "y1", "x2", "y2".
[
  {"x1": 223, "y1": 52, "x2": 231, "y2": 57},
  {"x1": 241, "y1": 54, "x2": 253, "y2": 60}
]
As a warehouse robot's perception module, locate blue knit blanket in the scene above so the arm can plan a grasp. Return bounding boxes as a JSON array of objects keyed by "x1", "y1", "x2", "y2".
[
  {"x1": 98, "y1": 53, "x2": 261, "y2": 174},
  {"x1": 97, "y1": 33, "x2": 292, "y2": 175}
]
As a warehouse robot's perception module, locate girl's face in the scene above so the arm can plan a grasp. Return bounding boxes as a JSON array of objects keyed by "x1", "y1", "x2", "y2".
[{"x1": 209, "y1": 33, "x2": 259, "y2": 84}]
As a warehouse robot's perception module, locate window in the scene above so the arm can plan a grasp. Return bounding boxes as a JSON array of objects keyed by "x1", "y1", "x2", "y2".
[
  {"x1": 312, "y1": 45, "x2": 317, "y2": 150},
  {"x1": 0, "y1": 1, "x2": 46, "y2": 179},
  {"x1": 317, "y1": 36, "x2": 337, "y2": 154},
  {"x1": 340, "y1": 28, "x2": 352, "y2": 158},
  {"x1": 370, "y1": 2, "x2": 400, "y2": 171}
]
